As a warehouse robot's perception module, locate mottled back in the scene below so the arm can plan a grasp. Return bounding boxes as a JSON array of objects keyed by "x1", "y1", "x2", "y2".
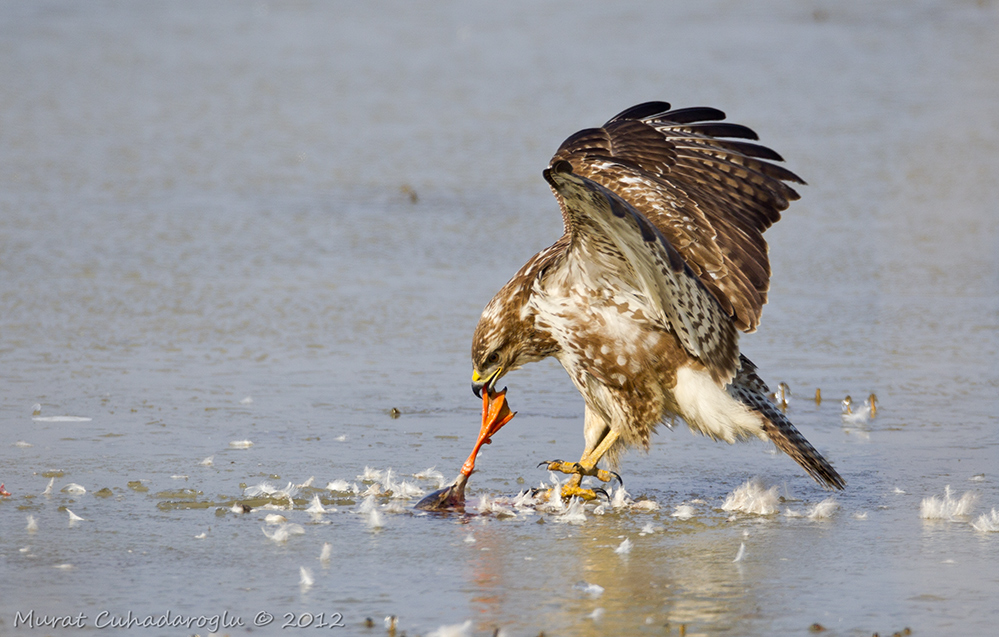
[{"x1": 550, "y1": 101, "x2": 804, "y2": 332}]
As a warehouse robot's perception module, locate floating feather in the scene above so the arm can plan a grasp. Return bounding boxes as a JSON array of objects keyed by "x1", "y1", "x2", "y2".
[
  {"x1": 721, "y1": 478, "x2": 779, "y2": 515},
  {"x1": 971, "y1": 509, "x2": 999, "y2": 532},
  {"x1": 262, "y1": 523, "x2": 305, "y2": 543},
  {"x1": 614, "y1": 537, "x2": 633, "y2": 555},
  {"x1": 807, "y1": 498, "x2": 839, "y2": 519},
  {"x1": 554, "y1": 497, "x2": 588, "y2": 525},
  {"x1": 672, "y1": 504, "x2": 696, "y2": 520},
  {"x1": 299, "y1": 566, "x2": 314, "y2": 590},
  {"x1": 573, "y1": 581, "x2": 604, "y2": 598},
  {"x1": 306, "y1": 495, "x2": 326, "y2": 514},
  {"x1": 426, "y1": 620, "x2": 472, "y2": 637},
  {"x1": 733, "y1": 542, "x2": 746, "y2": 562},
  {"x1": 920, "y1": 486, "x2": 977, "y2": 520}
]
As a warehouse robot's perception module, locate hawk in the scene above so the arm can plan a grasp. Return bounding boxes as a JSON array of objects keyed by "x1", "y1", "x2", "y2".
[{"x1": 470, "y1": 101, "x2": 844, "y2": 498}]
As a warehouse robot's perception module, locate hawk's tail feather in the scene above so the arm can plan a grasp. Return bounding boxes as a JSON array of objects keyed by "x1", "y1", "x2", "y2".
[
  {"x1": 758, "y1": 403, "x2": 845, "y2": 490},
  {"x1": 730, "y1": 355, "x2": 845, "y2": 490}
]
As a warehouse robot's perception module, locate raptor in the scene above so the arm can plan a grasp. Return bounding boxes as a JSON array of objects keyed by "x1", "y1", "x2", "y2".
[{"x1": 470, "y1": 101, "x2": 844, "y2": 499}]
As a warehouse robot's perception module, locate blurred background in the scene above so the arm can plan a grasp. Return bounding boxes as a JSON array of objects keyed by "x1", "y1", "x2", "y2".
[{"x1": 1, "y1": 2, "x2": 997, "y2": 636}]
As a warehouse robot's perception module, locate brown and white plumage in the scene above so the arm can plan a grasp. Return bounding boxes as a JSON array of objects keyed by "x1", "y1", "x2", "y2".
[{"x1": 471, "y1": 102, "x2": 844, "y2": 489}]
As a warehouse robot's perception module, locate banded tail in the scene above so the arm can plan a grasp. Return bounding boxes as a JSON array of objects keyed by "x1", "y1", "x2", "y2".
[{"x1": 730, "y1": 356, "x2": 846, "y2": 490}]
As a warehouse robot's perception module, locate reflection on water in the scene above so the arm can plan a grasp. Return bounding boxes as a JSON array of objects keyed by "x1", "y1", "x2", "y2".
[{"x1": 1, "y1": 1, "x2": 998, "y2": 636}]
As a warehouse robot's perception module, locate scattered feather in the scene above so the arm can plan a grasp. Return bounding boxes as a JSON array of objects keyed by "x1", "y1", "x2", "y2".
[
  {"x1": 807, "y1": 498, "x2": 839, "y2": 519},
  {"x1": 262, "y1": 523, "x2": 304, "y2": 543},
  {"x1": 969, "y1": 474, "x2": 985, "y2": 482},
  {"x1": 33, "y1": 416, "x2": 92, "y2": 422},
  {"x1": 427, "y1": 619, "x2": 473, "y2": 637},
  {"x1": 334, "y1": 434, "x2": 347, "y2": 442},
  {"x1": 171, "y1": 475, "x2": 188, "y2": 480},
  {"x1": 921, "y1": 486, "x2": 977, "y2": 520},
  {"x1": 733, "y1": 542, "x2": 746, "y2": 562},
  {"x1": 359, "y1": 495, "x2": 385, "y2": 529},
  {"x1": 476, "y1": 494, "x2": 515, "y2": 517},
  {"x1": 639, "y1": 522, "x2": 663, "y2": 535},
  {"x1": 554, "y1": 497, "x2": 588, "y2": 525},
  {"x1": 360, "y1": 483, "x2": 384, "y2": 497},
  {"x1": 264, "y1": 514, "x2": 287, "y2": 525},
  {"x1": 512, "y1": 490, "x2": 542, "y2": 509},
  {"x1": 319, "y1": 542, "x2": 333, "y2": 565},
  {"x1": 358, "y1": 466, "x2": 385, "y2": 482},
  {"x1": 721, "y1": 478, "x2": 779, "y2": 515},
  {"x1": 326, "y1": 479, "x2": 357, "y2": 493},
  {"x1": 14, "y1": 440, "x2": 33, "y2": 448},
  {"x1": 573, "y1": 581, "x2": 604, "y2": 598},
  {"x1": 53, "y1": 564, "x2": 74, "y2": 570},
  {"x1": 383, "y1": 500, "x2": 408, "y2": 514},
  {"x1": 841, "y1": 394, "x2": 876, "y2": 424},
  {"x1": 632, "y1": 499, "x2": 659, "y2": 511},
  {"x1": 464, "y1": 533, "x2": 476, "y2": 544},
  {"x1": 194, "y1": 531, "x2": 207, "y2": 539},
  {"x1": 672, "y1": 504, "x2": 696, "y2": 520},
  {"x1": 243, "y1": 481, "x2": 277, "y2": 497},
  {"x1": 62, "y1": 483, "x2": 86, "y2": 495},
  {"x1": 391, "y1": 480, "x2": 426, "y2": 499},
  {"x1": 298, "y1": 476, "x2": 315, "y2": 488},
  {"x1": 200, "y1": 456, "x2": 214, "y2": 466},
  {"x1": 971, "y1": 509, "x2": 999, "y2": 532},
  {"x1": 306, "y1": 495, "x2": 326, "y2": 514},
  {"x1": 67, "y1": 509, "x2": 85, "y2": 523},
  {"x1": 614, "y1": 537, "x2": 633, "y2": 555},
  {"x1": 587, "y1": 608, "x2": 605, "y2": 622},
  {"x1": 299, "y1": 566, "x2": 314, "y2": 590},
  {"x1": 853, "y1": 511, "x2": 869, "y2": 520},
  {"x1": 893, "y1": 487, "x2": 907, "y2": 495},
  {"x1": 228, "y1": 440, "x2": 254, "y2": 449},
  {"x1": 26, "y1": 515, "x2": 38, "y2": 532},
  {"x1": 414, "y1": 467, "x2": 446, "y2": 487},
  {"x1": 611, "y1": 486, "x2": 631, "y2": 508},
  {"x1": 272, "y1": 482, "x2": 300, "y2": 501},
  {"x1": 240, "y1": 396, "x2": 253, "y2": 404}
]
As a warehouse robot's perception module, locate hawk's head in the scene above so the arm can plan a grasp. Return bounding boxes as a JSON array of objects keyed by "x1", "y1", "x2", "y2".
[{"x1": 470, "y1": 267, "x2": 558, "y2": 397}]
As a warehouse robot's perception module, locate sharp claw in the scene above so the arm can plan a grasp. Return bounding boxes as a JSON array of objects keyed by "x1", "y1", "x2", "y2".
[
  {"x1": 610, "y1": 471, "x2": 623, "y2": 486},
  {"x1": 592, "y1": 488, "x2": 610, "y2": 500}
]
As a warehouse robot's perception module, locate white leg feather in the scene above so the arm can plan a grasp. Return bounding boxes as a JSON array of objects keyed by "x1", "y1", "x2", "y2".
[{"x1": 674, "y1": 366, "x2": 765, "y2": 443}]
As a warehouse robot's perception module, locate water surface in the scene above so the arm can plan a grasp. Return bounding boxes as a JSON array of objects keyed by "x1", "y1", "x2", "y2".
[{"x1": 2, "y1": 2, "x2": 998, "y2": 636}]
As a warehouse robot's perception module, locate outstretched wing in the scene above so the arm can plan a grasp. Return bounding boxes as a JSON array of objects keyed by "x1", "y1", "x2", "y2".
[
  {"x1": 550, "y1": 101, "x2": 804, "y2": 333},
  {"x1": 543, "y1": 162, "x2": 739, "y2": 384}
]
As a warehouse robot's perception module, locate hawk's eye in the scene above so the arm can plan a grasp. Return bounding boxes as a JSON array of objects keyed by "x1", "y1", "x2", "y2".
[{"x1": 486, "y1": 352, "x2": 500, "y2": 365}]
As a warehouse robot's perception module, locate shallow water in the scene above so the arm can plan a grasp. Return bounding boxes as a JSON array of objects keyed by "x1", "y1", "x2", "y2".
[{"x1": 2, "y1": 1, "x2": 998, "y2": 636}]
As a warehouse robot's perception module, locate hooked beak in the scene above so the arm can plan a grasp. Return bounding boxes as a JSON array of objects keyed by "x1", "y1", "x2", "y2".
[{"x1": 471, "y1": 368, "x2": 501, "y2": 398}]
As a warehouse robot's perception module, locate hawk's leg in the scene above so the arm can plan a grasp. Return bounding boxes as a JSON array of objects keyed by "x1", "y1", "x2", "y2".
[{"x1": 540, "y1": 428, "x2": 621, "y2": 501}]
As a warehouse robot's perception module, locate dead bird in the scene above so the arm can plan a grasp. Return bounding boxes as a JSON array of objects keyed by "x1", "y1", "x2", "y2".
[{"x1": 416, "y1": 388, "x2": 515, "y2": 511}]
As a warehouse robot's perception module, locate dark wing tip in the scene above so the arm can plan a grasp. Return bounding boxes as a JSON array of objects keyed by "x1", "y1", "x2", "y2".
[
  {"x1": 655, "y1": 106, "x2": 726, "y2": 124},
  {"x1": 551, "y1": 159, "x2": 573, "y2": 174},
  {"x1": 606, "y1": 101, "x2": 672, "y2": 125}
]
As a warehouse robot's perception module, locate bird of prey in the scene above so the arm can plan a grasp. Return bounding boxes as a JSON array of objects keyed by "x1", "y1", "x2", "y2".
[{"x1": 470, "y1": 101, "x2": 844, "y2": 498}]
